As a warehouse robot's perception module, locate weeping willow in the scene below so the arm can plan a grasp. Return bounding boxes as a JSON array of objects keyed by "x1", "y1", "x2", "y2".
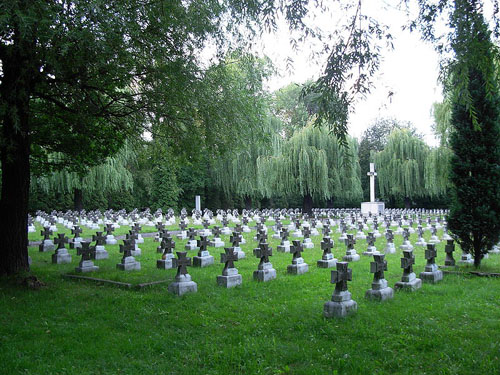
[
  {"x1": 32, "y1": 141, "x2": 135, "y2": 195},
  {"x1": 375, "y1": 129, "x2": 429, "y2": 200},
  {"x1": 424, "y1": 146, "x2": 452, "y2": 197},
  {"x1": 257, "y1": 124, "x2": 362, "y2": 202},
  {"x1": 212, "y1": 116, "x2": 283, "y2": 200}
]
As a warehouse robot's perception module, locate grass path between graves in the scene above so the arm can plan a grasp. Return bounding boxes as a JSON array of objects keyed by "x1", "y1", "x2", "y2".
[{"x1": 2, "y1": 224, "x2": 500, "y2": 375}]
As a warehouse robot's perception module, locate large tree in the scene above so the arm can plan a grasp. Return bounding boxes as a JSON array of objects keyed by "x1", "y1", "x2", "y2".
[
  {"x1": 375, "y1": 128, "x2": 429, "y2": 207},
  {"x1": 446, "y1": 0, "x2": 500, "y2": 267}
]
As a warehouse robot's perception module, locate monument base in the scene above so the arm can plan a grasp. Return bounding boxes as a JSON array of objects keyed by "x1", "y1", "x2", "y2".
[{"x1": 361, "y1": 201, "x2": 385, "y2": 215}]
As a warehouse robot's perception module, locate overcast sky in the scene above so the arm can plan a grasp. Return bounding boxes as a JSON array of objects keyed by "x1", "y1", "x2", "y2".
[{"x1": 259, "y1": 1, "x2": 444, "y2": 146}]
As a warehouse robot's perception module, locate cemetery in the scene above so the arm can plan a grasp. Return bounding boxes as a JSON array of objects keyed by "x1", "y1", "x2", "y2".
[{"x1": 2, "y1": 1, "x2": 500, "y2": 374}]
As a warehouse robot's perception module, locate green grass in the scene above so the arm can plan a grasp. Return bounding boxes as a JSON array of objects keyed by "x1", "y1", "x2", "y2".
[{"x1": 2, "y1": 226, "x2": 500, "y2": 375}]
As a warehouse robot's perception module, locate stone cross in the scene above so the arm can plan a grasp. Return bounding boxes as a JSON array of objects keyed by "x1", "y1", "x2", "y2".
[
  {"x1": 92, "y1": 232, "x2": 106, "y2": 246},
  {"x1": 444, "y1": 239, "x2": 456, "y2": 266},
  {"x1": 72, "y1": 226, "x2": 82, "y2": 238},
  {"x1": 197, "y1": 236, "x2": 209, "y2": 256},
  {"x1": 290, "y1": 240, "x2": 304, "y2": 260},
  {"x1": 367, "y1": 164, "x2": 377, "y2": 202},
  {"x1": 161, "y1": 237, "x2": 176, "y2": 258},
  {"x1": 174, "y1": 251, "x2": 191, "y2": 277},
  {"x1": 156, "y1": 222, "x2": 165, "y2": 232},
  {"x1": 366, "y1": 232, "x2": 375, "y2": 247},
  {"x1": 230, "y1": 232, "x2": 241, "y2": 247},
  {"x1": 221, "y1": 247, "x2": 238, "y2": 271},
  {"x1": 213, "y1": 226, "x2": 222, "y2": 237},
  {"x1": 322, "y1": 225, "x2": 331, "y2": 236},
  {"x1": 77, "y1": 241, "x2": 94, "y2": 261},
  {"x1": 370, "y1": 254, "x2": 387, "y2": 280},
  {"x1": 254, "y1": 243, "x2": 272, "y2": 265},
  {"x1": 186, "y1": 227, "x2": 196, "y2": 241},
  {"x1": 234, "y1": 224, "x2": 242, "y2": 233},
  {"x1": 105, "y1": 224, "x2": 114, "y2": 235},
  {"x1": 119, "y1": 240, "x2": 134, "y2": 259},
  {"x1": 403, "y1": 228, "x2": 410, "y2": 241},
  {"x1": 179, "y1": 221, "x2": 187, "y2": 231},
  {"x1": 331, "y1": 262, "x2": 352, "y2": 293},
  {"x1": 321, "y1": 237, "x2": 334, "y2": 256},
  {"x1": 303, "y1": 227, "x2": 311, "y2": 239},
  {"x1": 280, "y1": 228, "x2": 289, "y2": 242},
  {"x1": 401, "y1": 250, "x2": 415, "y2": 273},
  {"x1": 54, "y1": 233, "x2": 68, "y2": 250},
  {"x1": 345, "y1": 234, "x2": 356, "y2": 249},
  {"x1": 132, "y1": 223, "x2": 142, "y2": 233},
  {"x1": 385, "y1": 229, "x2": 394, "y2": 243},
  {"x1": 41, "y1": 227, "x2": 52, "y2": 240},
  {"x1": 425, "y1": 243, "x2": 438, "y2": 264},
  {"x1": 258, "y1": 230, "x2": 268, "y2": 244}
]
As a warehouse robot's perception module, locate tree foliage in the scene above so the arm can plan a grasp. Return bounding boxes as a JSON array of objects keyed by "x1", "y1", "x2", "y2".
[
  {"x1": 375, "y1": 129, "x2": 429, "y2": 202},
  {"x1": 446, "y1": 0, "x2": 500, "y2": 267}
]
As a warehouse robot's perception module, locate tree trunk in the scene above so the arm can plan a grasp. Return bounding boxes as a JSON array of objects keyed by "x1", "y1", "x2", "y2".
[
  {"x1": 0, "y1": 39, "x2": 34, "y2": 275},
  {"x1": 404, "y1": 197, "x2": 411, "y2": 209},
  {"x1": 302, "y1": 193, "x2": 313, "y2": 215},
  {"x1": 73, "y1": 189, "x2": 84, "y2": 211},
  {"x1": 244, "y1": 195, "x2": 252, "y2": 210}
]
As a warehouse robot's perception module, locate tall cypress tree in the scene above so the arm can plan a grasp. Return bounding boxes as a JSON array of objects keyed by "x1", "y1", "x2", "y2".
[{"x1": 447, "y1": 0, "x2": 500, "y2": 267}]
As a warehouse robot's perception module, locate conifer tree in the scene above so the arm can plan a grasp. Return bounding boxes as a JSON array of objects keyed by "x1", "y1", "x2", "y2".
[{"x1": 446, "y1": 0, "x2": 500, "y2": 267}]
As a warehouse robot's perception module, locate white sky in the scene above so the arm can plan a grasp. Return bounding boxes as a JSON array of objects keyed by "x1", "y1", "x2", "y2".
[{"x1": 259, "y1": 1, "x2": 444, "y2": 146}]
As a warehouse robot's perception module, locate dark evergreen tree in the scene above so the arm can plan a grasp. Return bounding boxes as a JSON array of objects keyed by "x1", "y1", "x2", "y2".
[{"x1": 447, "y1": 0, "x2": 500, "y2": 267}]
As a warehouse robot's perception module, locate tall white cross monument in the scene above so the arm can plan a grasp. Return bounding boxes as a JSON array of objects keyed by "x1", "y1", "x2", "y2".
[{"x1": 361, "y1": 163, "x2": 385, "y2": 215}]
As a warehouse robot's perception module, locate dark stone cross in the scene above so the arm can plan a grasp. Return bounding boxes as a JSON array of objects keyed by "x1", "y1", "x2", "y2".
[
  {"x1": 258, "y1": 230, "x2": 268, "y2": 244},
  {"x1": 385, "y1": 229, "x2": 394, "y2": 243},
  {"x1": 230, "y1": 232, "x2": 241, "y2": 247},
  {"x1": 425, "y1": 243, "x2": 438, "y2": 263},
  {"x1": 366, "y1": 232, "x2": 376, "y2": 247},
  {"x1": 41, "y1": 227, "x2": 52, "y2": 240},
  {"x1": 280, "y1": 228, "x2": 289, "y2": 242},
  {"x1": 357, "y1": 223, "x2": 364, "y2": 232},
  {"x1": 373, "y1": 221, "x2": 379, "y2": 231},
  {"x1": 254, "y1": 243, "x2": 272, "y2": 266},
  {"x1": 290, "y1": 240, "x2": 304, "y2": 260},
  {"x1": 303, "y1": 227, "x2": 311, "y2": 239},
  {"x1": 54, "y1": 233, "x2": 68, "y2": 250},
  {"x1": 77, "y1": 241, "x2": 95, "y2": 261},
  {"x1": 126, "y1": 232, "x2": 138, "y2": 242},
  {"x1": 186, "y1": 227, "x2": 196, "y2": 241},
  {"x1": 132, "y1": 223, "x2": 142, "y2": 233},
  {"x1": 417, "y1": 225, "x2": 424, "y2": 237},
  {"x1": 160, "y1": 229, "x2": 170, "y2": 240},
  {"x1": 156, "y1": 222, "x2": 165, "y2": 232},
  {"x1": 197, "y1": 236, "x2": 210, "y2": 256},
  {"x1": 221, "y1": 217, "x2": 229, "y2": 227},
  {"x1": 119, "y1": 240, "x2": 134, "y2": 259},
  {"x1": 401, "y1": 250, "x2": 415, "y2": 273},
  {"x1": 179, "y1": 221, "x2": 187, "y2": 231},
  {"x1": 234, "y1": 224, "x2": 243, "y2": 234},
  {"x1": 221, "y1": 247, "x2": 238, "y2": 271},
  {"x1": 242, "y1": 217, "x2": 249, "y2": 225},
  {"x1": 174, "y1": 251, "x2": 191, "y2": 277},
  {"x1": 370, "y1": 254, "x2": 388, "y2": 280},
  {"x1": 202, "y1": 219, "x2": 210, "y2": 229},
  {"x1": 213, "y1": 226, "x2": 222, "y2": 237},
  {"x1": 321, "y1": 237, "x2": 334, "y2": 256},
  {"x1": 105, "y1": 224, "x2": 114, "y2": 235},
  {"x1": 331, "y1": 262, "x2": 352, "y2": 293},
  {"x1": 322, "y1": 225, "x2": 331, "y2": 236},
  {"x1": 403, "y1": 228, "x2": 410, "y2": 241},
  {"x1": 72, "y1": 226, "x2": 83, "y2": 238},
  {"x1": 431, "y1": 225, "x2": 437, "y2": 236},
  {"x1": 92, "y1": 232, "x2": 106, "y2": 246},
  {"x1": 161, "y1": 237, "x2": 176, "y2": 258},
  {"x1": 444, "y1": 239, "x2": 456, "y2": 266},
  {"x1": 345, "y1": 234, "x2": 356, "y2": 249}
]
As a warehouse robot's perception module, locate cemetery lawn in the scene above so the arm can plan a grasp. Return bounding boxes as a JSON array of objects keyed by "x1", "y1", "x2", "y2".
[{"x1": 2, "y1": 228, "x2": 500, "y2": 375}]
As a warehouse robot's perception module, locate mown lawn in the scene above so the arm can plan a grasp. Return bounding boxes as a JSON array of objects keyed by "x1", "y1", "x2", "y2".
[{"x1": 2, "y1": 224, "x2": 500, "y2": 375}]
